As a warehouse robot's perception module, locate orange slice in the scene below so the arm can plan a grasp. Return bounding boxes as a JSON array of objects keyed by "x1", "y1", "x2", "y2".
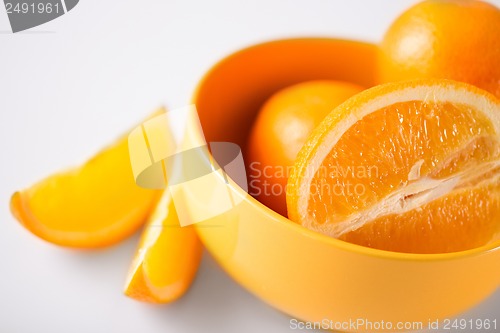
[
  {"x1": 287, "y1": 79, "x2": 500, "y2": 254},
  {"x1": 10, "y1": 111, "x2": 163, "y2": 248},
  {"x1": 124, "y1": 191, "x2": 202, "y2": 303}
]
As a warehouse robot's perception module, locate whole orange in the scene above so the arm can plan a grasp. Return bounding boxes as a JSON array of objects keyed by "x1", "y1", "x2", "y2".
[
  {"x1": 378, "y1": 0, "x2": 500, "y2": 98},
  {"x1": 246, "y1": 80, "x2": 364, "y2": 216}
]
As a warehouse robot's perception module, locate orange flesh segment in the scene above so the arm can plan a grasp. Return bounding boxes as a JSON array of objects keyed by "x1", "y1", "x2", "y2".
[
  {"x1": 124, "y1": 191, "x2": 202, "y2": 303},
  {"x1": 306, "y1": 100, "x2": 500, "y2": 253},
  {"x1": 341, "y1": 184, "x2": 500, "y2": 253}
]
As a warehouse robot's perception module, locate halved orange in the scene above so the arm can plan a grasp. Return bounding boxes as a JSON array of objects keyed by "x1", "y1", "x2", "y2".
[{"x1": 286, "y1": 79, "x2": 500, "y2": 254}]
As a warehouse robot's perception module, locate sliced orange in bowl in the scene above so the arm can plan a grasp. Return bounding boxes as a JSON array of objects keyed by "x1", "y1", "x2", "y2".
[{"x1": 287, "y1": 79, "x2": 500, "y2": 254}]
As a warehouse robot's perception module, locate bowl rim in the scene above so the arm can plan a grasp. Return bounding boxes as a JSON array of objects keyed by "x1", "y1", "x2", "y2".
[{"x1": 191, "y1": 36, "x2": 500, "y2": 263}]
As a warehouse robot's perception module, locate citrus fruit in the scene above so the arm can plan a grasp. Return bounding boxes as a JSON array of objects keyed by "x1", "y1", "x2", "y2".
[
  {"x1": 286, "y1": 79, "x2": 500, "y2": 254},
  {"x1": 124, "y1": 191, "x2": 202, "y2": 303},
  {"x1": 378, "y1": 0, "x2": 500, "y2": 98},
  {"x1": 10, "y1": 110, "x2": 163, "y2": 248},
  {"x1": 247, "y1": 80, "x2": 364, "y2": 216}
]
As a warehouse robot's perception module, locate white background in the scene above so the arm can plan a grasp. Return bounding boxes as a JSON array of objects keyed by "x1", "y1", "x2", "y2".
[{"x1": 1, "y1": 1, "x2": 499, "y2": 332}]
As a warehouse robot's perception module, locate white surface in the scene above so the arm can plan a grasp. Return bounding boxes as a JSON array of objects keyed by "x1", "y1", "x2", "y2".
[{"x1": 1, "y1": 1, "x2": 499, "y2": 332}]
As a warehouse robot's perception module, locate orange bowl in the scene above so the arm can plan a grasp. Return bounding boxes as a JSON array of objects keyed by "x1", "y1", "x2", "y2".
[{"x1": 191, "y1": 38, "x2": 500, "y2": 332}]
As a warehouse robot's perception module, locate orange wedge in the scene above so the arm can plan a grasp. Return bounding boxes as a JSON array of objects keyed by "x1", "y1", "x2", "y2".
[
  {"x1": 287, "y1": 79, "x2": 500, "y2": 254},
  {"x1": 10, "y1": 111, "x2": 163, "y2": 248},
  {"x1": 124, "y1": 191, "x2": 202, "y2": 303}
]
